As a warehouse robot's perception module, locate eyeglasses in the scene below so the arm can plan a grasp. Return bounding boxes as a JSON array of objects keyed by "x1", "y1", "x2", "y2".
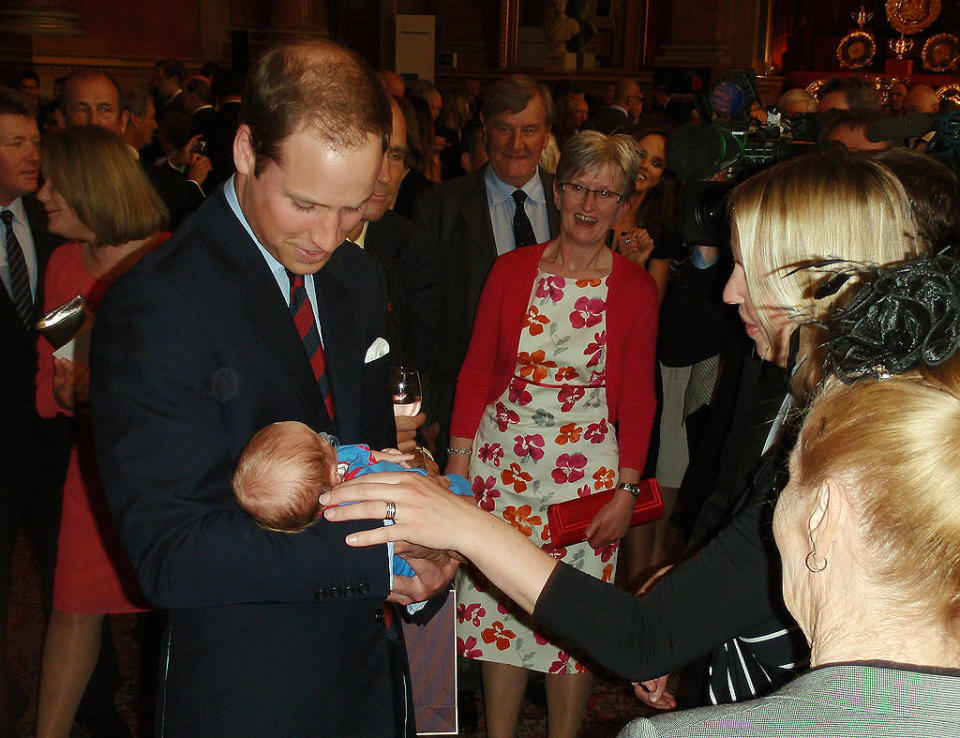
[{"x1": 560, "y1": 182, "x2": 625, "y2": 205}]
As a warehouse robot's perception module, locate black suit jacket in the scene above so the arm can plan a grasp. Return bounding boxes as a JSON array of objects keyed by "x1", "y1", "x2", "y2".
[
  {"x1": 1, "y1": 197, "x2": 62, "y2": 431},
  {"x1": 412, "y1": 165, "x2": 560, "y2": 432},
  {"x1": 0, "y1": 197, "x2": 71, "y2": 606},
  {"x1": 90, "y1": 187, "x2": 403, "y2": 736},
  {"x1": 143, "y1": 159, "x2": 204, "y2": 231},
  {"x1": 362, "y1": 210, "x2": 441, "y2": 383}
]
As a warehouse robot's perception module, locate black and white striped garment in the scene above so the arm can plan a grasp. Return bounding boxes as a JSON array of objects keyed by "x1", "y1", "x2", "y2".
[{"x1": 707, "y1": 624, "x2": 809, "y2": 704}]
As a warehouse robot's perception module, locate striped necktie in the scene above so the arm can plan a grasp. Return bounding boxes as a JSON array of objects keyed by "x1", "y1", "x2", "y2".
[
  {"x1": 288, "y1": 272, "x2": 335, "y2": 421},
  {"x1": 1, "y1": 209, "x2": 33, "y2": 328}
]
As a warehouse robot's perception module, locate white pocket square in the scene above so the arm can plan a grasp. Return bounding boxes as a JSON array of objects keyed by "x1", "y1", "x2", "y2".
[{"x1": 364, "y1": 337, "x2": 390, "y2": 363}]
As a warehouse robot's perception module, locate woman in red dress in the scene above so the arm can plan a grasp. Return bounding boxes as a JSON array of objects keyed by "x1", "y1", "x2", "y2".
[{"x1": 34, "y1": 125, "x2": 168, "y2": 738}]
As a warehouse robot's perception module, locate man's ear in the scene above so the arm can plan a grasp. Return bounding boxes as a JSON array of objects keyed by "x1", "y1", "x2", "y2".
[
  {"x1": 119, "y1": 110, "x2": 130, "y2": 133},
  {"x1": 53, "y1": 107, "x2": 66, "y2": 130},
  {"x1": 234, "y1": 124, "x2": 255, "y2": 177},
  {"x1": 540, "y1": 127, "x2": 552, "y2": 154}
]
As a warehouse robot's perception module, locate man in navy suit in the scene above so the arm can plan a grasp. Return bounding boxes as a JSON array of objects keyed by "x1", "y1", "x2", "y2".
[{"x1": 90, "y1": 41, "x2": 456, "y2": 737}]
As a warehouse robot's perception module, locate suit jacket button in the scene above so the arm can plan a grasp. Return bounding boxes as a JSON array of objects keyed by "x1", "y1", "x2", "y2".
[
  {"x1": 374, "y1": 609, "x2": 384, "y2": 623},
  {"x1": 344, "y1": 585, "x2": 354, "y2": 596},
  {"x1": 315, "y1": 588, "x2": 329, "y2": 600},
  {"x1": 330, "y1": 585, "x2": 341, "y2": 598},
  {"x1": 358, "y1": 582, "x2": 369, "y2": 595}
]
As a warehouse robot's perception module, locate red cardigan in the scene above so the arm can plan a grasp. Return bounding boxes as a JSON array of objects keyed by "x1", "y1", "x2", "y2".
[{"x1": 450, "y1": 242, "x2": 658, "y2": 471}]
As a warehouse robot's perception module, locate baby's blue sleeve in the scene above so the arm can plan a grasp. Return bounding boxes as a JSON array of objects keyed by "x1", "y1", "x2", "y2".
[
  {"x1": 337, "y1": 446, "x2": 415, "y2": 577},
  {"x1": 445, "y1": 474, "x2": 473, "y2": 497}
]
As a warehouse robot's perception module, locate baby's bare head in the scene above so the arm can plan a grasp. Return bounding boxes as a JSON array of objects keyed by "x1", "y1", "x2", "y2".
[{"x1": 232, "y1": 421, "x2": 339, "y2": 532}]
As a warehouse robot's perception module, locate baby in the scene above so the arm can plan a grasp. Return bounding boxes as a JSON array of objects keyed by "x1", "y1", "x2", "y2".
[{"x1": 232, "y1": 421, "x2": 470, "y2": 577}]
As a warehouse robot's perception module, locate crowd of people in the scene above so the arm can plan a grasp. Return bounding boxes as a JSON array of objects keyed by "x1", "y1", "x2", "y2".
[{"x1": 2, "y1": 43, "x2": 960, "y2": 738}]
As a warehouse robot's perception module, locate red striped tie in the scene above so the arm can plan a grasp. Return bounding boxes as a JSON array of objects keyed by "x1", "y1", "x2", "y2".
[{"x1": 289, "y1": 273, "x2": 335, "y2": 421}]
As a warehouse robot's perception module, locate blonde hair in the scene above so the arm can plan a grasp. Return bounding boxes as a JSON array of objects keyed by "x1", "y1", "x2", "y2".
[
  {"x1": 41, "y1": 125, "x2": 168, "y2": 245},
  {"x1": 232, "y1": 422, "x2": 337, "y2": 533},
  {"x1": 791, "y1": 358, "x2": 960, "y2": 631},
  {"x1": 729, "y1": 150, "x2": 922, "y2": 390}
]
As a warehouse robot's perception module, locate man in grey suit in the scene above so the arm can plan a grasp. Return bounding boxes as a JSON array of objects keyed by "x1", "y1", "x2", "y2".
[{"x1": 413, "y1": 74, "x2": 560, "y2": 444}]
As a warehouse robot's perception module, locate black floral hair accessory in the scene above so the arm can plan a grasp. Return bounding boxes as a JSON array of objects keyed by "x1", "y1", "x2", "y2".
[{"x1": 820, "y1": 254, "x2": 960, "y2": 383}]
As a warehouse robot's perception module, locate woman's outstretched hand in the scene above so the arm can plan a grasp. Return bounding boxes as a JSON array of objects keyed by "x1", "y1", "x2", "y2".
[
  {"x1": 323, "y1": 471, "x2": 559, "y2": 615},
  {"x1": 322, "y1": 472, "x2": 483, "y2": 553},
  {"x1": 632, "y1": 675, "x2": 677, "y2": 710}
]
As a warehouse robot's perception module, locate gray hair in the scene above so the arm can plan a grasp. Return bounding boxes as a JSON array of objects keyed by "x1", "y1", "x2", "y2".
[
  {"x1": 482, "y1": 74, "x2": 554, "y2": 127},
  {"x1": 556, "y1": 131, "x2": 640, "y2": 197}
]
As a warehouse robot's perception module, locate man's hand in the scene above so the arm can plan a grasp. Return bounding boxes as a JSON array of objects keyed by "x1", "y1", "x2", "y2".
[
  {"x1": 394, "y1": 412, "x2": 425, "y2": 453},
  {"x1": 186, "y1": 153, "x2": 213, "y2": 187},
  {"x1": 388, "y1": 540, "x2": 459, "y2": 605}
]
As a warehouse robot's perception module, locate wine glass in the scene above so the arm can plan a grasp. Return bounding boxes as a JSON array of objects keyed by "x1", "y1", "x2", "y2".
[{"x1": 389, "y1": 367, "x2": 422, "y2": 416}]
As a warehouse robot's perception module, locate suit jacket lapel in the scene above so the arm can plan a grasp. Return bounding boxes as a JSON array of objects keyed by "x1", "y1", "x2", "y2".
[
  {"x1": 200, "y1": 193, "x2": 330, "y2": 433},
  {"x1": 313, "y1": 252, "x2": 365, "y2": 442},
  {"x1": 463, "y1": 168, "x2": 497, "y2": 266}
]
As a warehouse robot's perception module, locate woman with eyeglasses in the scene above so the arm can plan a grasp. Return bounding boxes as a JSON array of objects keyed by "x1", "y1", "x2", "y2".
[{"x1": 442, "y1": 130, "x2": 658, "y2": 738}]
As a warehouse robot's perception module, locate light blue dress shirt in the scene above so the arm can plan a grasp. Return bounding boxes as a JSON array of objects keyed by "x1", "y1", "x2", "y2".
[
  {"x1": 484, "y1": 167, "x2": 552, "y2": 255},
  {"x1": 224, "y1": 175, "x2": 325, "y2": 344},
  {"x1": 0, "y1": 198, "x2": 39, "y2": 303}
]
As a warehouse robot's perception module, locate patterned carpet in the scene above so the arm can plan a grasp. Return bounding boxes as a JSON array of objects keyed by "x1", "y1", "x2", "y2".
[{"x1": 10, "y1": 533, "x2": 656, "y2": 737}]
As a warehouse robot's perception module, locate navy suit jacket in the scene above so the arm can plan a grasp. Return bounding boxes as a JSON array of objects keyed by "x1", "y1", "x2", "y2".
[{"x1": 91, "y1": 187, "x2": 403, "y2": 736}]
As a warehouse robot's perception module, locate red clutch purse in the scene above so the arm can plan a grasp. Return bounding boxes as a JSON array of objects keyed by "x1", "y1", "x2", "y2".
[{"x1": 546, "y1": 479, "x2": 663, "y2": 547}]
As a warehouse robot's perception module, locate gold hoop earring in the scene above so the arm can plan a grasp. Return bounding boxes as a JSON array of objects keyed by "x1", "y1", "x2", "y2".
[{"x1": 805, "y1": 549, "x2": 828, "y2": 573}]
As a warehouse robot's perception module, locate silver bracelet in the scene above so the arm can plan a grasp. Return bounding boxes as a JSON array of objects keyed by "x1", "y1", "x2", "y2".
[{"x1": 446, "y1": 447, "x2": 472, "y2": 456}]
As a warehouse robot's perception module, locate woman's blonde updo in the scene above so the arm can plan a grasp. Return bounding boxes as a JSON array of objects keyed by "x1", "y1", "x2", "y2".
[{"x1": 728, "y1": 149, "x2": 923, "y2": 394}]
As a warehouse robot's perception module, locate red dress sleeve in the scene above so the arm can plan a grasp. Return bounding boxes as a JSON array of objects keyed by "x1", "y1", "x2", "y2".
[{"x1": 611, "y1": 263, "x2": 659, "y2": 471}]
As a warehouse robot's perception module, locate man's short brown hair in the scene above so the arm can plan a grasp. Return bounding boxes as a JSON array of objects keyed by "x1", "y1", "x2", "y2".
[
  {"x1": 241, "y1": 40, "x2": 392, "y2": 176},
  {"x1": 481, "y1": 74, "x2": 554, "y2": 127}
]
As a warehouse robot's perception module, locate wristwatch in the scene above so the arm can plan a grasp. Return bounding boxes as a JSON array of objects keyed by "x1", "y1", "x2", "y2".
[{"x1": 618, "y1": 482, "x2": 643, "y2": 499}]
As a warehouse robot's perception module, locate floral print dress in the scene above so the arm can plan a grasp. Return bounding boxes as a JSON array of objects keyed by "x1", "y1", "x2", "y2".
[{"x1": 456, "y1": 271, "x2": 619, "y2": 674}]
